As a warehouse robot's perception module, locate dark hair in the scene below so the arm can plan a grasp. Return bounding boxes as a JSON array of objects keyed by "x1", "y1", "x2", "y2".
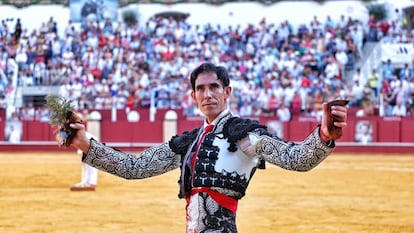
[{"x1": 190, "y1": 62, "x2": 230, "y2": 91}]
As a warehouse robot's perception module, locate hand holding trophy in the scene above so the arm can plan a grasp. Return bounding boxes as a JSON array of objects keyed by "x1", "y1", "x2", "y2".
[
  {"x1": 326, "y1": 99, "x2": 349, "y2": 140},
  {"x1": 45, "y1": 95, "x2": 82, "y2": 148}
]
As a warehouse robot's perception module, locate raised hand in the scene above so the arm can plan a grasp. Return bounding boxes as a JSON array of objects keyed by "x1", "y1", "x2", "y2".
[{"x1": 320, "y1": 100, "x2": 349, "y2": 141}]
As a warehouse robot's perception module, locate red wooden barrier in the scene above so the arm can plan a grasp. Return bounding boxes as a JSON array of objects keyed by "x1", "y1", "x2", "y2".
[
  {"x1": 177, "y1": 116, "x2": 203, "y2": 134},
  {"x1": 2, "y1": 112, "x2": 414, "y2": 153},
  {"x1": 378, "y1": 117, "x2": 401, "y2": 142},
  {"x1": 287, "y1": 121, "x2": 313, "y2": 142},
  {"x1": 100, "y1": 120, "x2": 163, "y2": 143},
  {"x1": 401, "y1": 118, "x2": 414, "y2": 142},
  {"x1": 8, "y1": 112, "x2": 414, "y2": 145},
  {"x1": 0, "y1": 121, "x2": 4, "y2": 141},
  {"x1": 337, "y1": 120, "x2": 355, "y2": 142},
  {"x1": 21, "y1": 121, "x2": 55, "y2": 141}
]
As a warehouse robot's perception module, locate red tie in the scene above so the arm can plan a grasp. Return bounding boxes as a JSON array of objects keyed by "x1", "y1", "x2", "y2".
[{"x1": 191, "y1": 124, "x2": 214, "y2": 167}]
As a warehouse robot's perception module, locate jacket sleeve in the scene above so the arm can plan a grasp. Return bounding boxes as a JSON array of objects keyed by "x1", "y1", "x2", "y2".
[
  {"x1": 250, "y1": 127, "x2": 334, "y2": 171},
  {"x1": 82, "y1": 138, "x2": 181, "y2": 179}
]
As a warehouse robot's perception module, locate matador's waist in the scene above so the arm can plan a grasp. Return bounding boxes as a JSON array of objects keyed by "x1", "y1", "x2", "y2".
[{"x1": 186, "y1": 187, "x2": 238, "y2": 212}]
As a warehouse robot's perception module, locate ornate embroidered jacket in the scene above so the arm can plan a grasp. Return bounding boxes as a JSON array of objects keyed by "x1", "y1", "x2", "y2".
[
  {"x1": 82, "y1": 112, "x2": 334, "y2": 199},
  {"x1": 81, "y1": 111, "x2": 335, "y2": 232}
]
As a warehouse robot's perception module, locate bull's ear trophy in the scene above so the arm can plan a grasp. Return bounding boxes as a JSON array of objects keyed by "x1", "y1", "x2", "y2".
[
  {"x1": 45, "y1": 95, "x2": 82, "y2": 148},
  {"x1": 327, "y1": 99, "x2": 350, "y2": 140}
]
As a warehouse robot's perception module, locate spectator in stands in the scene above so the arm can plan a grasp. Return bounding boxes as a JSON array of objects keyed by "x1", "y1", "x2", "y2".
[
  {"x1": 290, "y1": 90, "x2": 302, "y2": 116},
  {"x1": 267, "y1": 92, "x2": 279, "y2": 116},
  {"x1": 113, "y1": 91, "x2": 128, "y2": 109},
  {"x1": 368, "y1": 68, "x2": 379, "y2": 98},
  {"x1": 392, "y1": 100, "x2": 407, "y2": 117},
  {"x1": 0, "y1": 94, "x2": 6, "y2": 109},
  {"x1": 335, "y1": 48, "x2": 348, "y2": 77},
  {"x1": 238, "y1": 100, "x2": 252, "y2": 117},
  {"x1": 409, "y1": 77, "x2": 414, "y2": 106},
  {"x1": 19, "y1": 103, "x2": 35, "y2": 120},
  {"x1": 378, "y1": 19, "x2": 390, "y2": 38},
  {"x1": 0, "y1": 72, "x2": 8, "y2": 93},
  {"x1": 389, "y1": 75, "x2": 401, "y2": 90},
  {"x1": 311, "y1": 89, "x2": 324, "y2": 120},
  {"x1": 61, "y1": 48, "x2": 74, "y2": 66},
  {"x1": 361, "y1": 82, "x2": 374, "y2": 104},
  {"x1": 5, "y1": 111, "x2": 22, "y2": 143},
  {"x1": 67, "y1": 62, "x2": 349, "y2": 232},
  {"x1": 356, "y1": 100, "x2": 375, "y2": 117},
  {"x1": 380, "y1": 99, "x2": 393, "y2": 116},
  {"x1": 382, "y1": 59, "x2": 395, "y2": 81},
  {"x1": 350, "y1": 23, "x2": 364, "y2": 59},
  {"x1": 19, "y1": 66, "x2": 33, "y2": 86},
  {"x1": 15, "y1": 46, "x2": 27, "y2": 71},
  {"x1": 399, "y1": 63, "x2": 412, "y2": 80},
  {"x1": 324, "y1": 56, "x2": 340, "y2": 80},
  {"x1": 251, "y1": 102, "x2": 263, "y2": 116},
  {"x1": 276, "y1": 102, "x2": 291, "y2": 122},
  {"x1": 352, "y1": 67, "x2": 366, "y2": 87},
  {"x1": 345, "y1": 34, "x2": 358, "y2": 65},
  {"x1": 379, "y1": 78, "x2": 392, "y2": 102},
  {"x1": 367, "y1": 14, "x2": 378, "y2": 41},
  {"x1": 5, "y1": 4, "x2": 412, "y2": 124},
  {"x1": 138, "y1": 90, "x2": 151, "y2": 109},
  {"x1": 350, "y1": 75, "x2": 365, "y2": 105},
  {"x1": 169, "y1": 90, "x2": 182, "y2": 110},
  {"x1": 390, "y1": 80, "x2": 411, "y2": 107},
  {"x1": 323, "y1": 15, "x2": 335, "y2": 31},
  {"x1": 34, "y1": 106, "x2": 50, "y2": 122}
]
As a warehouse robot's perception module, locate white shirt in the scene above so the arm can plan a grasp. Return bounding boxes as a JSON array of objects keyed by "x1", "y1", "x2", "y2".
[
  {"x1": 277, "y1": 106, "x2": 291, "y2": 122},
  {"x1": 392, "y1": 104, "x2": 407, "y2": 116}
]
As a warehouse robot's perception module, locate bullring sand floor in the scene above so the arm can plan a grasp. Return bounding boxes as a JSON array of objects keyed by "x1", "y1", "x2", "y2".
[{"x1": 0, "y1": 152, "x2": 413, "y2": 233}]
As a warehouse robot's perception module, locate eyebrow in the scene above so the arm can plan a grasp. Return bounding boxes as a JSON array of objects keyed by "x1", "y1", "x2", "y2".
[{"x1": 196, "y1": 82, "x2": 221, "y2": 90}]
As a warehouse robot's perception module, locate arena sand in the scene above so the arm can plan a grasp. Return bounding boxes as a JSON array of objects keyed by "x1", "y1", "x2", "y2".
[{"x1": 0, "y1": 152, "x2": 413, "y2": 233}]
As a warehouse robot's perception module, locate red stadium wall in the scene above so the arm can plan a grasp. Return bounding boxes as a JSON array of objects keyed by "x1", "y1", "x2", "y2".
[
  {"x1": 100, "y1": 121, "x2": 163, "y2": 143},
  {"x1": 0, "y1": 112, "x2": 413, "y2": 153}
]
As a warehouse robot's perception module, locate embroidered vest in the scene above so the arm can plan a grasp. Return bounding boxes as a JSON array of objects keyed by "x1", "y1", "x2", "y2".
[{"x1": 169, "y1": 114, "x2": 267, "y2": 199}]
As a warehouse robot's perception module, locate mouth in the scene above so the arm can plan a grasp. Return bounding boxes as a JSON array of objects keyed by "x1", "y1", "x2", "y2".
[{"x1": 202, "y1": 102, "x2": 216, "y2": 107}]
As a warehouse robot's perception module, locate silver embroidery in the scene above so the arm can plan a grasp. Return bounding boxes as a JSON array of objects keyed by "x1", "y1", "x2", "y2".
[
  {"x1": 83, "y1": 140, "x2": 181, "y2": 179},
  {"x1": 254, "y1": 129, "x2": 333, "y2": 171}
]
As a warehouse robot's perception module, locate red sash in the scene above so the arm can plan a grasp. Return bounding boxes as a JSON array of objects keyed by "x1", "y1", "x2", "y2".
[{"x1": 187, "y1": 187, "x2": 238, "y2": 212}]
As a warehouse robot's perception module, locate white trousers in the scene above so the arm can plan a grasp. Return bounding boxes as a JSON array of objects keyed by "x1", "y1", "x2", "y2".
[{"x1": 78, "y1": 149, "x2": 98, "y2": 185}]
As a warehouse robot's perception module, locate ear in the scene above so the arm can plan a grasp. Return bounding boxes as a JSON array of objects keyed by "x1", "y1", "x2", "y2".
[
  {"x1": 224, "y1": 86, "x2": 232, "y2": 99},
  {"x1": 191, "y1": 91, "x2": 196, "y2": 102}
]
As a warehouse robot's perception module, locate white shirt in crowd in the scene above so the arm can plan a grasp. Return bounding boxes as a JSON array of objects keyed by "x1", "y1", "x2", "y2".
[{"x1": 276, "y1": 104, "x2": 291, "y2": 122}]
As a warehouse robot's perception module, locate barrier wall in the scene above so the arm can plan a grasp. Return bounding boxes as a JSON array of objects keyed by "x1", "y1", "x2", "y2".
[
  {"x1": 11, "y1": 116, "x2": 414, "y2": 144},
  {"x1": 1, "y1": 109, "x2": 413, "y2": 153}
]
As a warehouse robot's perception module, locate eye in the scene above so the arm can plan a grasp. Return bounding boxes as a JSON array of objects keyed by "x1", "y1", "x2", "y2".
[
  {"x1": 211, "y1": 83, "x2": 220, "y2": 89},
  {"x1": 196, "y1": 85, "x2": 204, "y2": 92}
]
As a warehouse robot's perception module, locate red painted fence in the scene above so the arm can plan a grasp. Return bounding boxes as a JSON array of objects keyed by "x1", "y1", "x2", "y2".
[{"x1": 0, "y1": 109, "x2": 413, "y2": 153}]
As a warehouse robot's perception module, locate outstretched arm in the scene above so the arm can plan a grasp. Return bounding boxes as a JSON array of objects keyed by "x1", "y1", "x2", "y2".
[
  {"x1": 239, "y1": 101, "x2": 348, "y2": 171},
  {"x1": 251, "y1": 128, "x2": 334, "y2": 171},
  {"x1": 69, "y1": 123, "x2": 181, "y2": 179}
]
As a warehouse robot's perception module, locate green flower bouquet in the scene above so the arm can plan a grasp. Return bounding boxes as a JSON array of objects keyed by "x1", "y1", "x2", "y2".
[{"x1": 45, "y1": 95, "x2": 82, "y2": 148}]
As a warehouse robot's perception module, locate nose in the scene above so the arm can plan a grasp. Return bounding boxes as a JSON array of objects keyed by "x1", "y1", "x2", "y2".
[{"x1": 204, "y1": 88, "x2": 212, "y2": 98}]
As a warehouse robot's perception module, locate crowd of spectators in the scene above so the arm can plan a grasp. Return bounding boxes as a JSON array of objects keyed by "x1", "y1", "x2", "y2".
[{"x1": 0, "y1": 8, "x2": 413, "y2": 123}]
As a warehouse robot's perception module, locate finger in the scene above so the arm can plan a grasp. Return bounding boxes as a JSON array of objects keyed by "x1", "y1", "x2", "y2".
[
  {"x1": 331, "y1": 106, "x2": 347, "y2": 117},
  {"x1": 331, "y1": 105, "x2": 347, "y2": 113},
  {"x1": 70, "y1": 122, "x2": 85, "y2": 130},
  {"x1": 331, "y1": 110, "x2": 345, "y2": 118},
  {"x1": 322, "y1": 102, "x2": 329, "y2": 113},
  {"x1": 334, "y1": 122, "x2": 347, "y2": 128}
]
